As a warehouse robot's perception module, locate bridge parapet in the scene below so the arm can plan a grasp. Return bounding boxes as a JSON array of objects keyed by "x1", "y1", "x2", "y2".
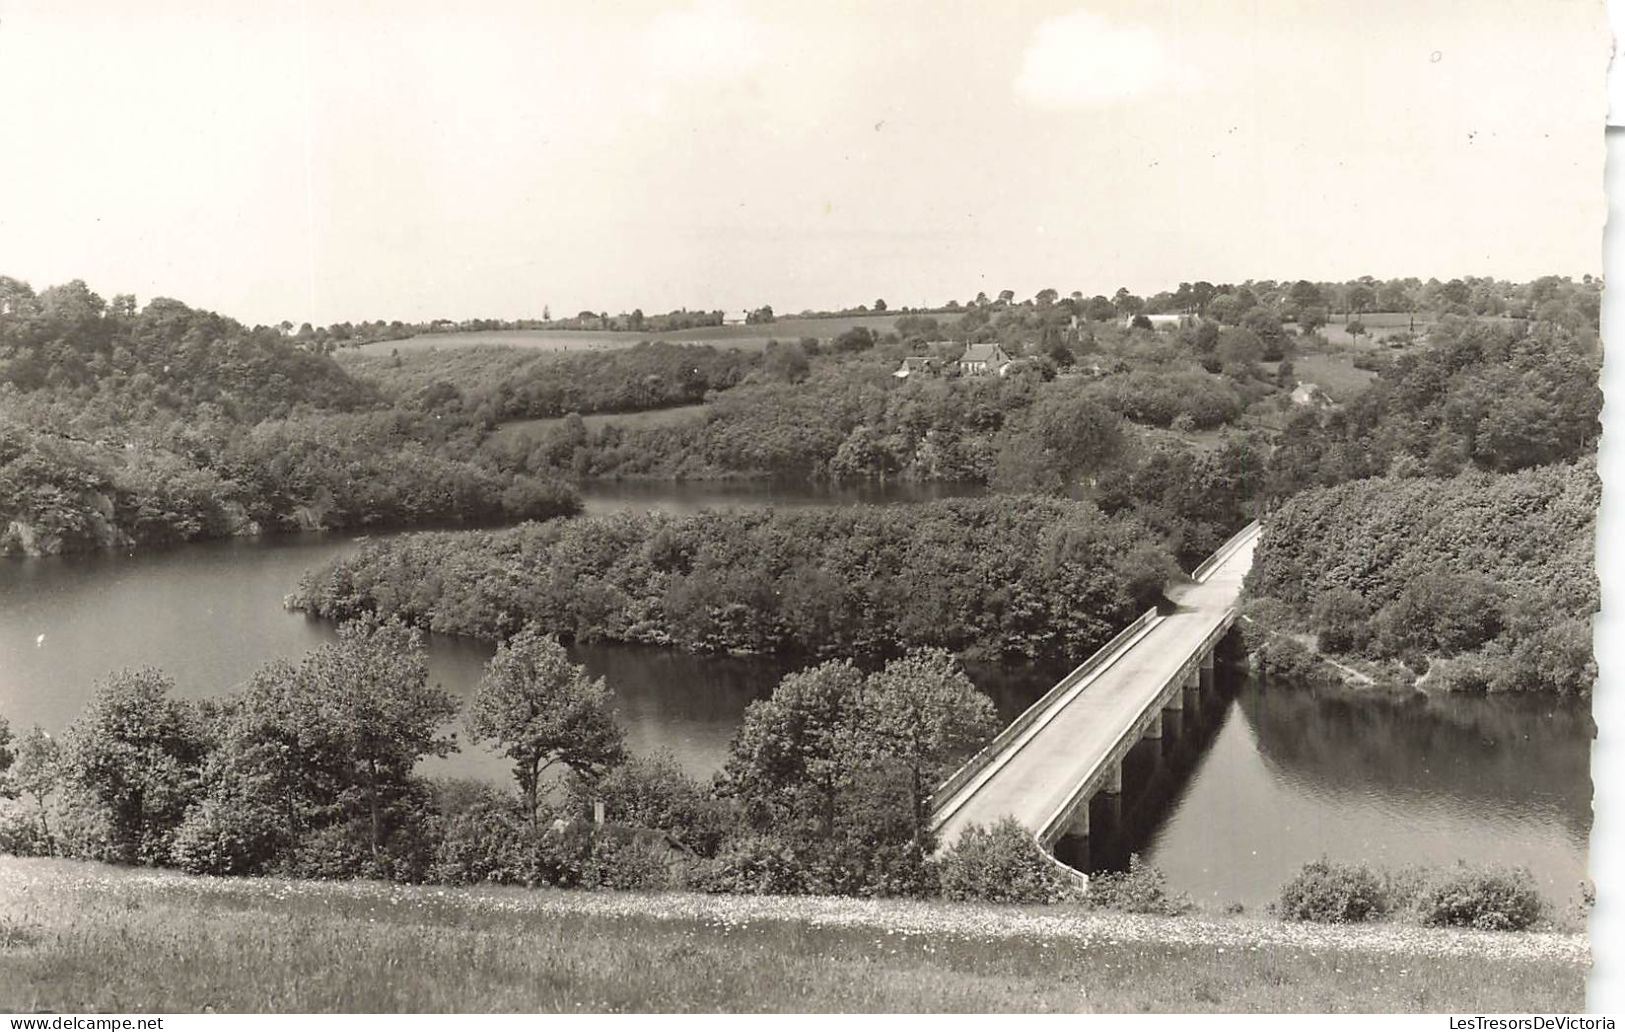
[
  {"x1": 928, "y1": 606, "x2": 1161, "y2": 829},
  {"x1": 1034, "y1": 602, "x2": 1241, "y2": 847}
]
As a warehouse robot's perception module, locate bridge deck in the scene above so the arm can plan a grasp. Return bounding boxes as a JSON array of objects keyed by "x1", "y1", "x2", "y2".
[{"x1": 930, "y1": 529, "x2": 1257, "y2": 850}]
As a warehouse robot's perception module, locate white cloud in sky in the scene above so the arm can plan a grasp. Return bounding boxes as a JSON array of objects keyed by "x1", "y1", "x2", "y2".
[{"x1": 1014, "y1": 9, "x2": 1193, "y2": 109}]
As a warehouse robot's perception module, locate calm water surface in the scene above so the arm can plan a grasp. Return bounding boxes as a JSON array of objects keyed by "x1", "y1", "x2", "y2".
[{"x1": 0, "y1": 484, "x2": 1593, "y2": 906}]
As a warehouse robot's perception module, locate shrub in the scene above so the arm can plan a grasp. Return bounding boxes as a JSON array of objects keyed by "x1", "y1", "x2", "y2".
[
  {"x1": 564, "y1": 752, "x2": 730, "y2": 857},
  {"x1": 1275, "y1": 859, "x2": 1389, "y2": 923},
  {"x1": 424, "y1": 780, "x2": 544, "y2": 886},
  {"x1": 1416, "y1": 865, "x2": 1545, "y2": 931},
  {"x1": 169, "y1": 791, "x2": 286, "y2": 876},
  {"x1": 938, "y1": 819, "x2": 1077, "y2": 904},
  {"x1": 1088, "y1": 854, "x2": 1191, "y2": 915},
  {"x1": 692, "y1": 833, "x2": 821, "y2": 895},
  {"x1": 1311, "y1": 588, "x2": 1372, "y2": 654},
  {"x1": 580, "y1": 830, "x2": 682, "y2": 891},
  {"x1": 0, "y1": 800, "x2": 48, "y2": 857}
]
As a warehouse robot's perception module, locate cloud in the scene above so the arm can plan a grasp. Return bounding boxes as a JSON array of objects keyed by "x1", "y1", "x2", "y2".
[{"x1": 1014, "y1": 9, "x2": 1192, "y2": 109}]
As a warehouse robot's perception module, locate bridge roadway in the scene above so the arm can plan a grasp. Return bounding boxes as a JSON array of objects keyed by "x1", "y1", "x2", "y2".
[{"x1": 929, "y1": 523, "x2": 1260, "y2": 852}]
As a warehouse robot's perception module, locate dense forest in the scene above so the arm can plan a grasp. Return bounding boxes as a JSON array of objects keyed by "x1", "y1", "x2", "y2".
[
  {"x1": 0, "y1": 278, "x2": 578, "y2": 555},
  {"x1": 288, "y1": 496, "x2": 1174, "y2": 664},
  {"x1": 1246, "y1": 460, "x2": 1598, "y2": 696}
]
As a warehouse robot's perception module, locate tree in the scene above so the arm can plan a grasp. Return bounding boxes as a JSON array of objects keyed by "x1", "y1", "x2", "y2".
[
  {"x1": 1217, "y1": 327, "x2": 1265, "y2": 370},
  {"x1": 296, "y1": 618, "x2": 458, "y2": 859},
  {"x1": 997, "y1": 289, "x2": 1016, "y2": 307},
  {"x1": 468, "y1": 626, "x2": 625, "y2": 823},
  {"x1": 1345, "y1": 283, "x2": 1376, "y2": 316},
  {"x1": 1297, "y1": 305, "x2": 1329, "y2": 335},
  {"x1": 831, "y1": 326, "x2": 876, "y2": 352},
  {"x1": 8, "y1": 726, "x2": 61, "y2": 851},
  {"x1": 1113, "y1": 288, "x2": 1145, "y2": 317},
  {"x1": 873, "y1": 298, "x2": 888, "y2": 312},
  {"x1": 0, "y1": 715, "x2": 11, "y2": 790},
  {"x1": 1035, "y1": 288, "x2": 1059, "y2": 307},
  {"x1": 63, "y1": 668, "x2": 207, "y2": 864},
  {"x1": 857, "y1": 649, "x2": 999, "y2": 838},
  {"x1": 763, "y1": 339, "x2": 810, "y2": 382},
  {"x1": 720, "y1": 659, "x2": 865, "y2": 835},
  {"x1": 1287, "y1": 280, "x2": 1324, "y2": 315},
  {"x1": 1346, "y1": 318, "x2": 1367, "y2": 345}
]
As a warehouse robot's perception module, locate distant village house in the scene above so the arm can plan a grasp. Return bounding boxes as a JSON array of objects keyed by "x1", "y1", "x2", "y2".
[
  {"x1": 957, "y1": 342, "x2": 1014, "y2": 376},
  {"x1": 893, "y1": 355, "x2": 944, "y2": 378}
]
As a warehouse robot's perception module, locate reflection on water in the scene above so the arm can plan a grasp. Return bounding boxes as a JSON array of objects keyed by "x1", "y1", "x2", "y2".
[
  {"x1": 0, "y1": 524, "x2": 1594, "y2": 907},
  {"x1": 1060, "y1": 649, "x2": 1594, "y2": 908}
]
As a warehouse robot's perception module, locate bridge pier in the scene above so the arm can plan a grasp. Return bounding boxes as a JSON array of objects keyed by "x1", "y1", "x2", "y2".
[
  {"x1": 1068, "y1": 806, "x2": 1089, "y2": 839},
  {"x1": 924, "y1": 521, "x2": 1260, "y2": 860}
]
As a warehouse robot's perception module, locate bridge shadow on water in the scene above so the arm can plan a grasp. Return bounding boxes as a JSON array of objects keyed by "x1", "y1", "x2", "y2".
[{"x1": 1051, "y1": 631, "x2": 1247, "y2": 876}]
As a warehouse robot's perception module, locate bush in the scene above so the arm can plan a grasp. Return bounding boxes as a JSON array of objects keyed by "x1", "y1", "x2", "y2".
[
  {"x1": 1311, "y1": 588, "x2": 1372, "y2": 654},
  {"x1": 1088, "y1": 854, "x2": 1190, "y2": 915},
  {"x1": 169, "y1": 791, "x2": 286, "y2": 876},
  {"x1": 425, "y1": 780, "x2": 545, "y2": 886},
  {"x1": 1416, "y1": 865, "x2": 1545, "y2": 931},
  {"x1": 938, "y1": 819, "x2": 1076, "y2": 904},
  {"x1": 1275, "y1": 859, "x2": 1389, "y2": 923},
  {"x1": 692, "y1": 833, "x2": 821, "y2": 895}
]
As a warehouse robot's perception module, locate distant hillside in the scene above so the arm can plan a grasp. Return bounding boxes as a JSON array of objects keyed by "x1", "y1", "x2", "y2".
[
  {"x1": 352, "y1": 314, "x2": 906, "y2": 355},
  {"x1": 0, "y1": 277, "x2": 375, "y2": 422}
]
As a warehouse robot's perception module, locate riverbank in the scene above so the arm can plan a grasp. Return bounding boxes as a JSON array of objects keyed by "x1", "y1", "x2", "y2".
[{"x1": 0, "y1": 857, "x2": 1588, "y2": 1012}]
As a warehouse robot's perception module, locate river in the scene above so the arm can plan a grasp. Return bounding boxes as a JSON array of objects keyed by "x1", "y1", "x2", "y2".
[{"x1": 0, "y1": 483, "x2": 1593, "y2": 908}]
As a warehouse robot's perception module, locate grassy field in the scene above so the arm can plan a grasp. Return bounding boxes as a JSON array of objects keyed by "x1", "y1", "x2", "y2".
[
  {"x1": 1306, "y1": 311, "x2": 1428, "y2": 346},
  {"x1": 0, "y1": 858, "x2": 1588, "y2": 1013},
  {"x1": 1282, "y1": 351, "x2": 1380, "y2": 401},
  {"x1": 354, "y1": 315, "x2": 906, "y2": 356},
  {"x1": 491, "y1": 403, "x2": 712, "y2": 444}
]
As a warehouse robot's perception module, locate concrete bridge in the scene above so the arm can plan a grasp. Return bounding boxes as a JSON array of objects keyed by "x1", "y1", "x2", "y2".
[{"x1": 928, "y1": 521, "x2": 1261, "y2": 860}]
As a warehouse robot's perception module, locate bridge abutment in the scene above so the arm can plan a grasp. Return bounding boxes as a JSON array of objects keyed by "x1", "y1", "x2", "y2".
[{"x1": 1143, "y1": 710, "x2": 1163, "y2": 740}]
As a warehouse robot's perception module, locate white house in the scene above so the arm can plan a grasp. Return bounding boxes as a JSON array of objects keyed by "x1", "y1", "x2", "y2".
[{"x1": 957, "y1": 342, "x2": 1014, "y2": 376}]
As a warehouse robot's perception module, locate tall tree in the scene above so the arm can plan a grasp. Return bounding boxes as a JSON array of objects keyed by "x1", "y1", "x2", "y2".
[
  {"x1": 297, "y1": 618, "x2": 457, "y2": 858},
  {"x1": 719, "y1": 659, "x2": 865, "y2": 835},
  {"x1": 467, "y1": 626, "x2": 624, "y2": 823},
  {"x1": 63, "y1": 669, "x2": 207, "y2": 863},
  {"x1": 857, "y1": 648, "x2": 999, "y2": 839}
]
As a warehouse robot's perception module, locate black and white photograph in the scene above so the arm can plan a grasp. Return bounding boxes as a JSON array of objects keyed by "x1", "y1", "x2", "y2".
[{"x1": 0, "y1": 0, "x2": 1613, "y2": 1017}]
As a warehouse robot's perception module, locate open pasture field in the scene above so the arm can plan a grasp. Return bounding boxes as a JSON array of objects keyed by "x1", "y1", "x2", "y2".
[
  {"x1": 1284, "y1": 351, "x2": 1381, "y2": 401},
  {"x1": 0, "y1": 858, "x2": 1588, "y2": 1013},
  {"x1": 491, "y1": 403, "x2": 712, "y2": 444},
  {"x1": 354, "y1": 314, "x2": 908, "y2": 355},
  {"x1": 1305, "y1": 311, "x2": 1427, "y2": 346}
]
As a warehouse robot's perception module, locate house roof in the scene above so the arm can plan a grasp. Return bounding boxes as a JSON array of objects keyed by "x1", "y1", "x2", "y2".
[{"x1": 959, "y1": 342, "x2": 1010, "y2": 364}]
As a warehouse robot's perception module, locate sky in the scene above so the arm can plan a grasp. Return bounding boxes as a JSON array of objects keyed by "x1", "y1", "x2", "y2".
[{"x1": 0, "y1": 0, "x2": 1609, "y2": 326}]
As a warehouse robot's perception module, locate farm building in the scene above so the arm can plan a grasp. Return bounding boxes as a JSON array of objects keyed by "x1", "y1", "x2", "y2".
[
  {"x1": 957, "y1": 342, "x2": 1014, "y2": 376},
  {"x1": 894, "y1": 355, "x2": 944, "y2": 378},
  {"x1": 1290, "y1": 382, "x2": 1333, "y2": 408}
]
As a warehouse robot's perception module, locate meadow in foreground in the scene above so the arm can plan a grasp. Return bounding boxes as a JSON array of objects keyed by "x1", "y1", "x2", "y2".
[{"x1": 0, "y1": 858, "x2": 1587, "y2": 1013}]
